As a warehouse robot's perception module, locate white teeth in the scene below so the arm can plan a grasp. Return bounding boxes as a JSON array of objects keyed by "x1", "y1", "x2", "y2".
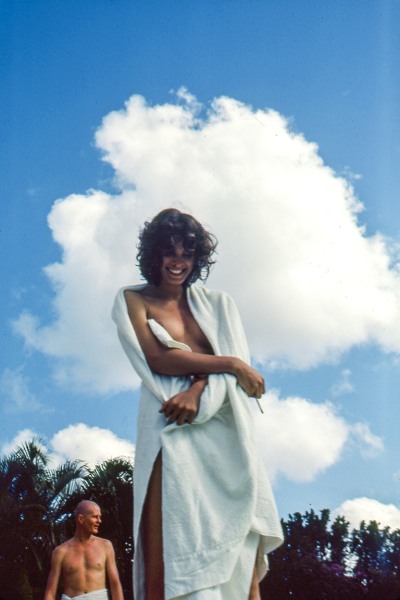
[{"x1": 168, "y1": 268, "x2": 183, "y2": 274}]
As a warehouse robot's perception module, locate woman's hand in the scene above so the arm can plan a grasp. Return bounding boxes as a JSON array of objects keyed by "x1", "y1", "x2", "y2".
[
  {"x1": 159, "y1": 377, "x2": 208, "y2": 426},
  {"x1": 231, "y1": 358, "x2": 265, "y2": 399}
]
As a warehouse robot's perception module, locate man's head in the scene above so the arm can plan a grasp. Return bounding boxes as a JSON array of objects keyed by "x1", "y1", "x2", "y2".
[
  {"x1": 137, "y1": 208, "x2": 217, "y2": 287},
  {"x1": 74, "y1": 500, "x2": 102, "y2": 535}
]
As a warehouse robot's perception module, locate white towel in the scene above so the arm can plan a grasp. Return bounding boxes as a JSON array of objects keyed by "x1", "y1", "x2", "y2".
[
  {"x1": 61, "y1": 589, "x2": 108, "y2": 600},
  {"x1": 112, "y1": 285, "x2": 283, "y2": 600}
]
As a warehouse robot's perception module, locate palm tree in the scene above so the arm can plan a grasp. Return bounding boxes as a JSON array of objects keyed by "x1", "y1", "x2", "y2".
[
  {"x1": 0, "y1": 438, "x2": 84, "y2": 600},
  {"x1": 0, "y1": 439, "x2": 134, "y2": 599}
]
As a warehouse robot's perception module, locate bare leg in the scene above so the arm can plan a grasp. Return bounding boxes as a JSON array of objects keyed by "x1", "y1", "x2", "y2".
[
  {"x1": 248, "y1": 564, "x2": 261, "y2": 600},
  {"x1": 142, "y1": 451, "x2": 164, "y2": 600}
]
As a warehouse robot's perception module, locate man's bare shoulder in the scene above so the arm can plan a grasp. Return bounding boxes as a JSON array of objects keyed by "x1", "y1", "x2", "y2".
[
  {"x1": 53, "y1": 537, "x2": 80, "y2": 552},
  {"x1": 93, "y1": 536, "x2": 112, "y2": 546},
  {"x1": 84, "y1": 535, "x2": 113, "y2": 552},
  {"x1": 50, "y1": 539, "x2": 72, "y2": 562},
  {"x1": 52, "y1": 536, "x2": 112, "y2": 557},
  {"x1": 92, "y1": 537, "x2": 115, "y2": 560}
]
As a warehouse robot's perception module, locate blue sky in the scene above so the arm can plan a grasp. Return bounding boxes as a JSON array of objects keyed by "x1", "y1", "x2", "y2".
[{"x1": 2, "y1": 0, "x2": 400, "y2": 529}]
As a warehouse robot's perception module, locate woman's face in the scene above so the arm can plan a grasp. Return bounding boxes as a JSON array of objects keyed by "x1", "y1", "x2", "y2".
[{"x1": 160, "y1": 241, "x2": 195, "y2": 286}]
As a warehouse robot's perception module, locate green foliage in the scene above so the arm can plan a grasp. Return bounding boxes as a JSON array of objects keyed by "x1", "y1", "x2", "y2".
[
  {"x1": 0, "y1": 438, "x2": 85, "y2": 599},
  {"x1": 263, "y1": 509, "x2": 400, "y2": 600},
  {"x1": 2, "y1": 438, "x2": 400, "y2": 600},
  {"x1": 0, "y1": 439, "x2": 133, "y2": 600}
]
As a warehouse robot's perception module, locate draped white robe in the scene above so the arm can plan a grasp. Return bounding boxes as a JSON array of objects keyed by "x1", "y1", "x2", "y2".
[{"x1": 112, "y1": 285, "x2": 283, "y2": 600}]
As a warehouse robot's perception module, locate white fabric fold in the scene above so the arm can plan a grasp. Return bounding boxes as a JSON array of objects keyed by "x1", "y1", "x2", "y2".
[
  {"x1": 61, "y1": 589, "x2": 108, "y2": 600},
  {"x1": 148, "y1": 318, "x2": 193, "y2": 352},
  {"x1": 112, "y1": 285, "x2": 283, "y2": 600}
]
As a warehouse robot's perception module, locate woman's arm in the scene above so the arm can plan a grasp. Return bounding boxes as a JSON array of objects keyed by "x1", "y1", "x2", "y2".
[
  {"x1": 160, "y1": 376, "x2": 208, "y2": 425},
  {"x1": 124, "y1": 291, "x2": 265, "y2": 398}
]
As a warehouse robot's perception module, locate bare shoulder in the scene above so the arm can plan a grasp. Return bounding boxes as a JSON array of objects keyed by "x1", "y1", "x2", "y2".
[
  {"x1": 124, "y1": 287, "x2": 146, "y2": 302},
  {"x1": 95, "y1": 536, "x2": 112, "y2": 546},
  {"x1": 51, "y1": 539, "x2": 70, "y2": 563},
  {"x1": 124, "y1": 288, "x2": 149, "y2": 314},
  {"x1": 58, "y1": 538, "x2": 78, "y2": 552},
  {"x1": 96, "y1": 537, "x2": 115, "y2": 556},
  {"x1": 124, "y1": 285, "x2": 167, "y2": 325}
]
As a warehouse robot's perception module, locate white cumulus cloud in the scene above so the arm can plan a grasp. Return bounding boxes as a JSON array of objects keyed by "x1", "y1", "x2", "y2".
[
  {"x1": 256, "y1": 390, "x2": 383, "y2": 483},
  {"x1": 1, "y1": 428, "x2": 39, "y2": 456},
  {"x1": 50, "y1": 423, "x2": 135, "y2": 467},
  {"x1": 2, "y1": 399, "x2": 380, "y2": 485},
  {"x1": 1, "y1": 424, "x2": 134, "y2": 468},
  {"x1": 12, "y1": 90, "x2": 400, "y2": 393},
  {"x1": 334, "y1": 497, "x2": 400, "y2": 530}
]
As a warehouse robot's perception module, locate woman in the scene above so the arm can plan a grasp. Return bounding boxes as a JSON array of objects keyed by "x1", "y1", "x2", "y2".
[{"x1": 112, "y1": 208, "x2": 283, "y2": 600}]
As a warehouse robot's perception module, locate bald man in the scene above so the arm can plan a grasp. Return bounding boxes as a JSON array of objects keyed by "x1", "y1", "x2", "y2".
[{"x1": 43, "y1": 500, "x2": 124, "y2": 600}]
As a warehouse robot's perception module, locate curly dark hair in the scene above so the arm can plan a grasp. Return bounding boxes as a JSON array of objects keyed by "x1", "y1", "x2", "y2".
[{"x1": 136, "y1": 208, "x2": 217, "y2": 286}]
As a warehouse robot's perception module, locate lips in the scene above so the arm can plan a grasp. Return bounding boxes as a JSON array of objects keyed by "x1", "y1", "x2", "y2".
[{"x1": 167, "y1": 267, "x2": 185, "y2": 275}]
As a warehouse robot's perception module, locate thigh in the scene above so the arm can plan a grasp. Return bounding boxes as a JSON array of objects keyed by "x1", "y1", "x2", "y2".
[{"x1": 142, "y1": 450, "x2": 164, "y2": 600}]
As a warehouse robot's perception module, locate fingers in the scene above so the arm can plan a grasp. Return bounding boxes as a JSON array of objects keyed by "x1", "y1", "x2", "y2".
[
  {"x1": 249, "y1": 386, "x2": 264, "y2": 399},
  {"x1": 257, "y1": 377, "x2": 266, "y2": 398},
  {"x1": 237, "y1": 370, "x2": 265, "y2": 398},
  {"x1": 250, "y1": 374, "x2": 265, "y2": 398},
  {"x1": 238, "y1": 380, "x2": 261, "y2": 397},
  {"x1": 159, "y1": 399, "x2": 196, "y2": 425},
  {"x1": 176, "y1": 411, "x2": 191, "y2": 426},
  {"x1": 159, "y1": 401, "x2": 179, "y2": 424},
  {"x1": 244, "y1": 367, "x2": 265, "y2": 398}
]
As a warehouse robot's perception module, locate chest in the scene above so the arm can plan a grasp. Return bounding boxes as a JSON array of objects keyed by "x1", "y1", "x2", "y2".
[
  {"x1": 63, "y1": 545, "x2": 105, "y2": 574},
  {"x1": 147, "y1": 301, "x2": 213, "y2": 354}
]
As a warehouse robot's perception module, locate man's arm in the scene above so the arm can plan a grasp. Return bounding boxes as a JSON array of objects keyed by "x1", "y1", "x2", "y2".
[
  {"x1": 105, "y1": 541, "x2": 124, "y2": 600},
  {"x1": 43, "y1": 546, "x2": 64, "y2": 600}
]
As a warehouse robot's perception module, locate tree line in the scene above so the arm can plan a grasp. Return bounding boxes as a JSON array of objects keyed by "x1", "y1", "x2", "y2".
[{"x1": 0, "y1": 439, "x2": 399, "y2": 600}]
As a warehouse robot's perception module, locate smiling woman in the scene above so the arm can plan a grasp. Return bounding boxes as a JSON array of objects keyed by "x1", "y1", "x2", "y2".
[
  {"x1": 160, "y1": 243, "x2": 195, "y2": 286},
  {"x1": 112, "y1": 208, "x2": 283, "y2": 600},
  {"x1": 136, "y1": 208, "x2": 217, "y2": 288}
]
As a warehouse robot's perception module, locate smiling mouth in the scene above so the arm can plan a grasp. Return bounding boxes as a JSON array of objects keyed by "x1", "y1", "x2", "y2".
[{"x1": 167, "y1": 268, "x2": 185, "y2": 275}]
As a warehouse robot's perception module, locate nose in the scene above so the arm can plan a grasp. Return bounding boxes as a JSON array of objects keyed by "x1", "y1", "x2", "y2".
[{"x1": 171, "y1": 257, "x2": 183, "y2": 266}]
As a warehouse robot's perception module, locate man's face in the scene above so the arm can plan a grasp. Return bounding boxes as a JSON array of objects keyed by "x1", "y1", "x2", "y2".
[{"x1": 80, "y1": 505, "x2": 102, "y2": 535}]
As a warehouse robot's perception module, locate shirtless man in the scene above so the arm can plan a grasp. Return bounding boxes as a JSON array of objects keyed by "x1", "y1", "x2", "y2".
[{"x1": 43, "y1": 500, "x2": 124, "y2": 600}]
